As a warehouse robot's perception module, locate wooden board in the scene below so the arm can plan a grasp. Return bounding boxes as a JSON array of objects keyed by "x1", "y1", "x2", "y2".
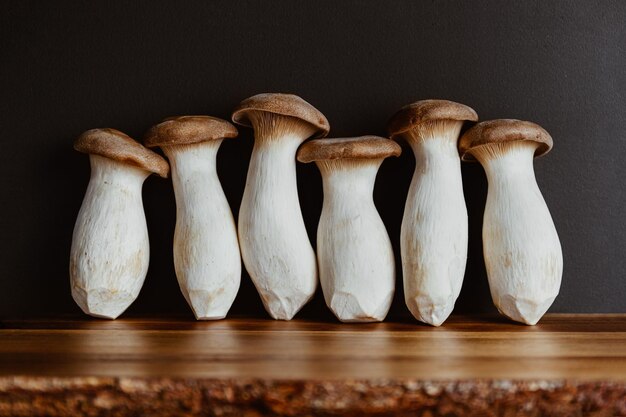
[
  {"x1": 0, "y1": 314, "x2": 625, "y2": 416},
  {"x1": 1, "y1": 314, "x2": 626, "y2": 380}
]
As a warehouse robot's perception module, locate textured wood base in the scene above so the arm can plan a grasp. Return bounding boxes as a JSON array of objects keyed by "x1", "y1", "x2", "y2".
[
  {"x1": 1, "y1": 315, "x2": 625, "y2": 416},
  {"x1": 1, "y1": 377, "x2": 625, "y2": 417}
]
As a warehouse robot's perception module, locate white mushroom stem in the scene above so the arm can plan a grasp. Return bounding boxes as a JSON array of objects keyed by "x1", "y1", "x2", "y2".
[
  {"x1": 70, "y1": 155, "x2": 151, "y2": 319},
  {"x1": 472, "y1": 141, "x2": 563, "y2": 325},
  {"x1": 401, "y1": 120, "x2": 468, "y2": 326},
  {"x1": 238, "y1": 112, "x2": 318, "y2": 320},
  {"x1": 316, "y1": 159, "x2": 395, "y2": 322},
  {"x1": 163, "y1": 142, "x2": 241, "y2": 320}
]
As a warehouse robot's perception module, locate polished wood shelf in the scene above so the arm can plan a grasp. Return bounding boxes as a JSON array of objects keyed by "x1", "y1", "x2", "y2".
[{"x1": 1, "y1": 314, "x2": 625, "y2": 416}]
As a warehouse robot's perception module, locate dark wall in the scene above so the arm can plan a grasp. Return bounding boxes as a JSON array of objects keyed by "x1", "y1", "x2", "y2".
[{"x1": 1, "y1": 0, "x2": 624, "y2": 319}]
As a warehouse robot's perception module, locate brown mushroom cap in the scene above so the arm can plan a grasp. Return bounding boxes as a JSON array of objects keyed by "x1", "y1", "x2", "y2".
[
  {"x1": 144, "y1": 115, "x2": 238, "y2": 148},
  {"x1": 297, "y1": 136, "x2": 401, "y2": 163},
  {"x1": 74, "y1": 128, "x2": 169, "y2": 178},
  {"x1": 387, "y1": 99, "x2": 478, "y2": 140},
  {"x1": 458, "y1": 119, "x2": 553, "y2": 161},
  {"x1": 232, "y1": 93, "x2": 330, "y2": 138}
]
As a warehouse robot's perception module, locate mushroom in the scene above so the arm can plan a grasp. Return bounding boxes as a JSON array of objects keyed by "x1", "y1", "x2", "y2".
[
  {"x1": 232, "y1": 93, "x2": 329, "y2": 320},
  {"x1": 459, "y1": 119, "x2": 562, "y2": 325},
  {"x1": 387, "y1": 100, "x2": 478, "y2": 326},
  {"x1": 144, "y1": 116, "x2": 241, "y2": 320},
  {"x1": 70, "y1": 128, "x2": 169, "y2": 319},
  {"x1": 297, "y1": 136, "x2": 401, "y2": 322}
]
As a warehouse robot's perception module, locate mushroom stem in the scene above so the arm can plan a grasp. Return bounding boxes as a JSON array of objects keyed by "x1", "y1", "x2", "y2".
[
  {"x1": 163, "y1": 142, "x2": 241, "y2": 320},
  {"x1": 472, "y1": 141, "x2": 563, "y2": 325},
  {"x1": 316, "y1": 159, "x2": 395, "y2": 322},
  {"x1": 70, "y1": 155, "x2": 151, "y2": 319},
  {"x1": 238, "y1": 112, "x2": 318, "y2": 320},
  {"x1": 401, "y1": 120, "x2": 468, "y2": 326}
]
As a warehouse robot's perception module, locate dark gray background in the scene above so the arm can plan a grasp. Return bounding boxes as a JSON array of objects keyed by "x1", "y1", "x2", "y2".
[{"x1": 1, "y1": 1, "x2": 624, "y2": 320}]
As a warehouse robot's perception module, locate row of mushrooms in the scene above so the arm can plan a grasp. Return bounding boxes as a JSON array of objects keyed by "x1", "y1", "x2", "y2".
[{"x1": 69, "y1": 94, "x2": 563, "y2": 326}]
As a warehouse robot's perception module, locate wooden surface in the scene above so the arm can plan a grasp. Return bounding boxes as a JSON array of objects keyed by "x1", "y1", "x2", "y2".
[
  {"x1": 1, "y1": 314, "x2": 626, "y2": 380},
  {"x1": 1, "y1": 315, "x2": 625, "y2": 416}
]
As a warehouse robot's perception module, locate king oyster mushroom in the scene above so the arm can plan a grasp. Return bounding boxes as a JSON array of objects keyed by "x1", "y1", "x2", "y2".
[
  {"x1": 232, "y1": 93, "x2": 330, "y2": 320},
  {"x1": 144, "y1": 116, "x2": 241, "y2": 320},
  {"x1": 459, "y1": 119, "x2": 563, "y2": 325},
  {"x1": 70, "y1": 128, "x2": 169, "y2": 319},
  {"x1": 387, "y1": 100, "x2": 478, "y2": 326},
  {"x1": 297, "y1": 136, "x2": 401, "y2": 322}
]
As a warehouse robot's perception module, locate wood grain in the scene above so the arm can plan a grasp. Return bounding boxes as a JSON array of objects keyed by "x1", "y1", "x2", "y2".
[
  {"x1": 1, "y1": 315, "x2": 625, "y2": 416},
  {"x1": 1, "y1": 314, "x2": 625, "y2": 380}
]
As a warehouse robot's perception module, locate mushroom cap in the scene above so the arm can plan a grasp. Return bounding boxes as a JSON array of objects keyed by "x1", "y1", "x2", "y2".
[
  {"x1": 387, "y1": 99, "x2": 478, "y2": 139},
  {"x1": 144, "y1": 115, "x2": 238, "y2": 148},
  {"x1": 458, "y1": 119, "x2": 553, "y2": 161},
  {"x1": 74, "y1": 128, "x2": 169, "y2": 178},
  {"x1": 232, "y1": 93, "x2": 330, "y2": 138},
  {"x1": 297, "y1": 136, "x2": 401, "y2": 163}
]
